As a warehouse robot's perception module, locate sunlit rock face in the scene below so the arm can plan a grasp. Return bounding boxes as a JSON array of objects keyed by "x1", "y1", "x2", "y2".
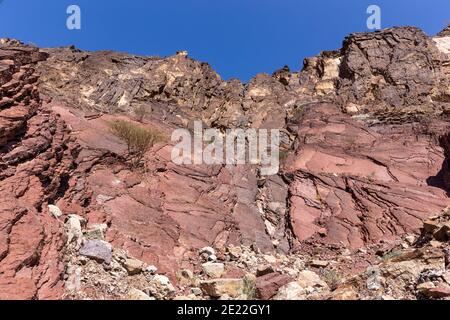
[{"x1": 1, "y1": 25, "x2": 450, "y2": 299}]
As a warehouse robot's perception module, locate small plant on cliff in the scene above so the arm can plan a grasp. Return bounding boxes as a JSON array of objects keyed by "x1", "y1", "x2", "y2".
[
  {"x1": 108, "y1": 119, "x2": 163, "y2": 167},
  {"x1": 242, "y1": 276, "x2": 257, "y2": 299},
  {"x1": 321, "y1": 269, "x2": 343, "y2": 290},
  {"x1": 133, "y1": 105, "x2": 150, "y2": 123}
]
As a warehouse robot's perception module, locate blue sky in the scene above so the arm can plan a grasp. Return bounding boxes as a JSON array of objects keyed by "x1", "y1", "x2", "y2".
[{"x1": 1, "y1": 0, "x2": 449, "y2": 81}]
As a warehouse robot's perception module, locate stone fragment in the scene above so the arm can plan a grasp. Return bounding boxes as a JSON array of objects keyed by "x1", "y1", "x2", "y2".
[
  {"x1": 273, "y1": 282, "x2": 305, "y2": 300},
  {"x1": 256, "y1": 265, "x2": 274, "y2": 277},
  {"x1": 127, "y1": 288, "x2": 153, "y2": 300},
  {"x1": 202, "y1": 262, "x2": 225, "y2": 278},
  {"x1": 263, "y1": 255, "x2": 277, "y2": 264},
  {"x1": 83, "y1": 223, "x2": 107, "y2": 240},
  {"x1": 226, "y1": 246, "x2": 242, "y2": 260},
  {"x1": 48, "y1": 205, "x2": 63, "y2": 218},
  {"x1": 200, "y1": 279, "x2": 244, "y2": 298},
  {"x1": 79, "y1": 240, "x2": 112, "y2": 264},
  {"x1": 123, "y1": 258, "x2": 145, "y2": 275},
  {"x1": 310, "y1": 260, "x2": 329, "y2": 268},
  {"x1": 297, "y1": 270, "x2": 329, "y2": 290},
  {"x1": 255, "y1": 272, "x2": 293, "y2": 300},
  {"x1": 145, "y1": 265, "x2": 158, "y2": 274},
  {"x1": 147, "y1": 275, "x2": 176, "y2": 300},
  {"x1": 65, "y1": 214, "x2": 84, "y2": 248}
]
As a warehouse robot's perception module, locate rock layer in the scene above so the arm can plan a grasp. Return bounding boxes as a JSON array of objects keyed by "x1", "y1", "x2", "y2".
[
  {"x1": 0, "y1": 43, "x2": 78, "y2": 299},
  {"x1": 0, "y1": 25, "x2": 449, "y2": 300}
]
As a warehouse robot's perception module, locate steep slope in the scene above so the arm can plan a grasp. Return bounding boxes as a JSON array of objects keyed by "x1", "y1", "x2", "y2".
[
  {"x1": 0, "y1": 42, "x2": 78, "y2": 299},
  {"x1": 0, "y1": 25, "x2": 449, "y2": 300}
]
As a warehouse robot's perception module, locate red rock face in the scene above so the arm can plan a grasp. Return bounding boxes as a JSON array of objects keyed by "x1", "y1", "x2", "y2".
[
  {"x1": 0, "y1": 44, "x2": 78, "y2": 299},
  {"x1": 47, "y1": 107, "x2": 276, "y2": 278},
  {"x1": 1, "y1": 26, "x2": 450, "y2": 300},
  {"x1": 284, "y1": 103, "x2": 449, "y2": 249}
]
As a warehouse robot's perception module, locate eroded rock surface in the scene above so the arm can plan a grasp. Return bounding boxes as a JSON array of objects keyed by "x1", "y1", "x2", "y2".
[
  {"x1": 0, "y1": 25, "x2": 450, "y2": 300},
  {"x1": 0, "y1": 43, "x2": 78, "y2": 299}
]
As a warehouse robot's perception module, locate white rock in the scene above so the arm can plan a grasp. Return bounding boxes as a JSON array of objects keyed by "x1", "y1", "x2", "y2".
[
  {"x1": 263, "y1": 255, "x2": 277, "y2": 264},
  {"x1": 208, "y1": 254, "x2": 218, "y2": 262},
  {"x1": 65, "y1": 214, "x2": 84, "y2": 248},
  {"x1": 123, "y1": 258, "x2": 145, "y2": 275},
  {"x1": 200, "y1": 279, "x2": 244, "y2": 298},
  {"x1": 148, "y1": 275, "x2": 176, "y2": 300},
  {"x1": 202, "y1": 262, "x2": 225, "y2": 278},
  {"x1": 145, "y1": 265, "x2": 158, "y2": 274},
  {"x1": 405, "y1": 235, "x2": 416, "y2": 245},
  {"x1": 48, "y1": 205, "x2": 63, "y2": 218},
  {"x1": 273, "y1": 282, "x2": 306, "y2": 300},
  {"x1": 65, "y1": 266, "x2": 82, "y2": 292},
  {"x1": 310, "y1": 260, "x2": 329, "y2": 268},
  {"x1": 433, "y1": 36, "x2": 450, "y2": 54},
  {"x1": 127, "y1": 288, "x2": 153, "y2": 300},
  {"x1": 200, "y1": 246, "x2": 216, "y2": 257},
  {"x1": 297, "y1": 270, "x2": 328, "y2": 290}
]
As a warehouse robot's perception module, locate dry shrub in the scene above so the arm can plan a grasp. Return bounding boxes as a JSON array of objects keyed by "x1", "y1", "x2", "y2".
[{"x1": 108, "y1": 119, "x2": 163, "y2": 166}]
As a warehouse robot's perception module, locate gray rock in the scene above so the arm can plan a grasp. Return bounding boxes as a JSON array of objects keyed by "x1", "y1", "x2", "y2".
[{"x1": 79, "y1": 240, "x2": 112, "y2": 264}]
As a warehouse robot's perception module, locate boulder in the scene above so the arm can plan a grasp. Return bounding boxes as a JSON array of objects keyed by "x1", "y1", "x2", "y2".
[
  {"x1": 79, "y1": 240, "x2": 112, "y2": 264},
  {"x1": 255, "y1": 272, "x2": 293, "y2": 300},
  {"x1": 48, "y1": 205, "x2": 63, "y2": 218},
  {"x1": 147, "y1": 275, "x2": 176, "y2": 300},
  {"x1": 273, "y1": 282, "x2": 305, "y2": 300},
  {"x1": 200, "y1": 279, "x2": 244, "y2": 298},
  {"x1": 202, "y1": 262, "x2": 225, "y2": 278},
  {"x1": 297, "y1": 271, "x2": 328, "y2": 290},
  {"x1": 65, "y1": 214, "x2": 84, "y2": 248},
  {"x1": 123, "y1": 258, "x2": 145, "y2": 275}
]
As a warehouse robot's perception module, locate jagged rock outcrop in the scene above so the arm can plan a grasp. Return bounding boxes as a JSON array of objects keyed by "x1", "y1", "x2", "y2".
[
  {"x1": 284, "y1": 102, "x2": 449, "y2": 249},
  {"x1": 0, "y1": 25, "x2": 449, "y2": 300},
  {"x1": 0, "y1": 43, "x2": 79, "y2": 299}
]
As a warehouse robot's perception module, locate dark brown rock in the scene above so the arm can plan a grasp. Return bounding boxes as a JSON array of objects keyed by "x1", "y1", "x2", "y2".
[{"x1": 255, "y1": 272, "x2": 293, "y2": 300}]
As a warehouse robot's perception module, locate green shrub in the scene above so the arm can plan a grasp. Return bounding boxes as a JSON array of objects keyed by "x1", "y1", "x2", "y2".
[
  {"x1": 108, "y1": 119, "x2": 163, "y2": 166},
  {"x1": 321, "y1": 269, "x2": 343, "y2": 290}
]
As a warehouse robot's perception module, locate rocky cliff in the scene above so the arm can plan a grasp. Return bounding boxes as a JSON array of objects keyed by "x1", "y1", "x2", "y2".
[{"x1": 0, "y1": 26, "x2": 449, "y2": 300}]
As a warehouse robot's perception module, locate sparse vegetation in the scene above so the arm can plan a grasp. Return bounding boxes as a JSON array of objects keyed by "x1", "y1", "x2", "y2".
[
  {"x1": 278, "y1": 149, "x2": 290, "y2": 163},
  {"x1": 243, "y1": 276, "x2": 257, "y2": 299},
  {"x1": 321, "y1": 269, "x2": 343, "y2": 290},
  {"x1": 133, "y1": 105, "x2": 150, "y2": 123},
  {"x1": 108, "y1": 119, "x2": 163, "y2": 167},
  {"x1": 381, "y1": 250, "x2": 404, "y2": 262}
]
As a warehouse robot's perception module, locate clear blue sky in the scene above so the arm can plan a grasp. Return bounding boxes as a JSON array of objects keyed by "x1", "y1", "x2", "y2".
[{"x1": 1, "y1": 0, "x2": 449, "y2": 81}]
